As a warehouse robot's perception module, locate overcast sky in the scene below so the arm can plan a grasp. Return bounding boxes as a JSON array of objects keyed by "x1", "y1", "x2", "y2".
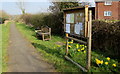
[
  {"x1": 0, "y1": 0, "x2": 96, "y2": 15},
  {"x1": 1, "y1": 2, "x2": 51, "y2": 15}
]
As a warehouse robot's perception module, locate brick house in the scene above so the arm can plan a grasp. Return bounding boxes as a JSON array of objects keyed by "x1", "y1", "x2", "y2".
[{"x1": 95, "y1": 1, "x2": 120, "y2": 20}]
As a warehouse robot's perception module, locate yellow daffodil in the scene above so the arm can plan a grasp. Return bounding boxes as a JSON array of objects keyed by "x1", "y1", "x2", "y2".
[
  {"x1": 106, "y1": 57, "x2": 110, "y2": 61},
  {"x1": 112, "y1": 64, "x2": 116, "y2": 67},
  {"x1": 78, "y1": 49, "x2": 81, "y2": 52},
  {"x1": 57, "y1": 45, "x2": 60, "y2": 47},
  {"x1": 68, "y1": 40, "x2": 74, "y2": 44},
  {"x1": 105, "y1": 62, "x2": 108, "y2": 65},
  {"x1": 95, "y1": 59, "x2": 103, "y2": 65},
  {"x1": 80, "y1": 45, "x2": 82, "y2": 47},
  {"x1": 100, "y1": 60, "x2": 103, "y2": 64},
  {"x1": 76, "y1": 44, "x2": 79, "y2": 48},
  {"x1": 95, "y1": 59, "x2": 98, "y2": 61},
  {"x1": 81, "y1": 45, "x2": 84, "y2": 47},
  {"x1": 95, "y1": 59, "x2": 101, "y2": 65},
  {"x1": 84, "y1": 46, "x2": 87, "y2": 48},
  {"x1": 68, "y1": 45, "x2": 71, "y2": 48},
  {"x1": 83, "y1": 50, "x2": 86, "y2": 53},
  {"x1": 81, "y1": 47, "x2": 84, "y2": 50},
  {"x1": 71, "y1": 40, "x2": 73, "y2": 42}
]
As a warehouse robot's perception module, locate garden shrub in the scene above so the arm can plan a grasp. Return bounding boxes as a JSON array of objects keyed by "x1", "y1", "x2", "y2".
[{"x1": 92, "y1": 20, "x2": 120, "y2": 60}]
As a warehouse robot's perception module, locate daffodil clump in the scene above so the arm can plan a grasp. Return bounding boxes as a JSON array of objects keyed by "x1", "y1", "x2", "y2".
[
  {"x1": 94, "y1": 57, "x2": 118, "y2": 72},
  {"x1": 66, "y1": 40, "x2": 88, "y2": 67},
  {"x1": 95, "y1": 57, "x2": 117, "y2": 67},
  {"x1": 95, "y1": 59, "x2": 103, "y2": 65},
  {"x1": 68, "y1": 40, "x2": 74, "y2": 44},
  {"x1": 76, "y1": 44, "x2": 87, "y2": 53},
  {"x1": 64, "y1": 39, "x2": 119, "y2": 72},
  {"x1": 67, "y1": 40, "x2": 87, "y2": 57}
]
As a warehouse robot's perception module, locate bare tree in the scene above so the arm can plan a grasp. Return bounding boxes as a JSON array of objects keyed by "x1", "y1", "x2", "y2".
[{"x1": 16, "y1": 0, "x2": 26, "y2": 14}]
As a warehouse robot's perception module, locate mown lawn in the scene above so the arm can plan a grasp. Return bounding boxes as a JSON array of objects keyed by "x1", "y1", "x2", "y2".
[
  {"x1": 1, "y1": 22, "x2": 10, "y2": 72},
  {"x1": 16, "y1": 22, "x2": 120, "y2": 72}
]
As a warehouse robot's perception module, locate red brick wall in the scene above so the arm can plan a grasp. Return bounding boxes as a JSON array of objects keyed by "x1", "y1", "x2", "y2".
[
  {"x1": 118, "y1": 2, "x2": 120, "y2": 20},
  {"x1": 96, "y1": 1, "x2": 120, "y2": 20}
]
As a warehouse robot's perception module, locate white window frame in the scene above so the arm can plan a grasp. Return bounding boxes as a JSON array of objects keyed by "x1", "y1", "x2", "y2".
[
  {"x1": 104, "y1": 1, "x2": 112, "y2": 5},
  {"x1": 104, "y1": 11, "x2": 112, "y2": 16}
]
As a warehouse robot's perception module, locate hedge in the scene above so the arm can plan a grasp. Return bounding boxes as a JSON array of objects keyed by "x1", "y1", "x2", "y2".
[
  {"x1": 92, "y1": 20, "x2": 120, "y2": 60},
  {"x1": 19, "y1": 13, "x2": 64, "y2": 35}
]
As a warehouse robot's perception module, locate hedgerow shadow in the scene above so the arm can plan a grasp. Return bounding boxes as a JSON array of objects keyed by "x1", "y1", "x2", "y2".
[
  {"x1": 32, "y1": 43, "x2": 66, "y2": 59},
  {"x1": 31, "y1": 42, "x2": 84, "y2": 72}
]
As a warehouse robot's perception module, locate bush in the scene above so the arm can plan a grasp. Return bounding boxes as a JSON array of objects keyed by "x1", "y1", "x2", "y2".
[
  {"x1": 0, "y1": 10, "x2": 9, "y2": 24},
  {"x1": 92, "y1": 20, "x2": 120, "y2": 60},
  {"x1": 43, "y1": 13, "x2": 64, "y2": 35},
  {"x1": 0, "y1": 17, "x2": 8, "y2": 24},
  {"x1": 20, "y1": 12, "x2": 64, "y2": 35},
  {"x1": 20, "y1": 14, "x2": 32, "y2": 24}
]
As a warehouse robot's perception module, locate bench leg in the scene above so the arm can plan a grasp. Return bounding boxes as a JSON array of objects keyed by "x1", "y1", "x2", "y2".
[
  {"x1": 42, "y1": 34, "x2": 44, "y2": 41},
  {"x1": 49, "y1": 34, "x2": 51, "y2": 40}
]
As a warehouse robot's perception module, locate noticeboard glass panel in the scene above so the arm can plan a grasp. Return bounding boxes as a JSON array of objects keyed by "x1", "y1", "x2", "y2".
[
  {"x1": 65, "y1": 10, "x2": 85, "y2": 36},
  {"x1": 66, "y1": 13, "x2": 74, "y2": 23},
  {"x1": 66, "y1": 24, "x2": 70, "y2": 33}
]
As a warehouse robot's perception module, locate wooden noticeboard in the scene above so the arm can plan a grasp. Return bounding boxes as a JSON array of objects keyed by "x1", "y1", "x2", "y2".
[
  {"x1": 64, "y1": 6, "x2": 89, "y2": 37},
  {"x1": 63, "y1": 5, "x2": 92, "y2": 72}
]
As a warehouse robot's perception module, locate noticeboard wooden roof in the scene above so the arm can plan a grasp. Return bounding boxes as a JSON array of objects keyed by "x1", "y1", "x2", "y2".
[
  {"x1": 63, "y1": 6, "x2": 94, "y2": 12},
  {"x1": 63, "y1": 6, "x2": 85, "y2": 12}
]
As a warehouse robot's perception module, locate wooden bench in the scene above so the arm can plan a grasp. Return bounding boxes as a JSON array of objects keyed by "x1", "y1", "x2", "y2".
[{"x1": 35, "y1": 26, "x2": 51, "y2": 41}]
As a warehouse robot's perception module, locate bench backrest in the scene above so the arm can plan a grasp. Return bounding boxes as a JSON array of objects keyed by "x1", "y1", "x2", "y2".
[{"x1": 41, "y1": 26, "x2": 51, "y2": 33}]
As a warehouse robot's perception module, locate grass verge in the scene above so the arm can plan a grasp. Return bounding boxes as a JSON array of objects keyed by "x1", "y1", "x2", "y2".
[
  {"x1": 1, "y1": 22, "x2": 10, "y2": 72},
  {"x1": 16, "y1": 22, "x2": 120, "y2": 72}
]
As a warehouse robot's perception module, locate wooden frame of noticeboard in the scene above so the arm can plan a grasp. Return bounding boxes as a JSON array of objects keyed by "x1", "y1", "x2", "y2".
[{"x1": 63, "y1": 5, "x2": 92, "y2": 72}]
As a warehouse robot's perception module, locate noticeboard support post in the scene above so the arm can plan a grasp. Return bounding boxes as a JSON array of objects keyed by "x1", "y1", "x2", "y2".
[
  {"x1": 85, "y1": 5, "x2": 89, "y2": 37},
  {"x1": 86, "y1": 10, "x2": 92, "y2": 70},
  {"x1": 66, "y1": 33, "x2": 69, "y2": 55}
]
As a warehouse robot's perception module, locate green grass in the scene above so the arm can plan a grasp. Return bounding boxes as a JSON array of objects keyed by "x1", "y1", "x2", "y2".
[
  {"x1": 16, "y1": 22, "x2": 120, "y2": 72},
  {"x1": 0, "y1": 24, "x2": 2, "y2": 73},
  {"x1": 1, "y1": 22, "x2": 10, "y2": 72}
]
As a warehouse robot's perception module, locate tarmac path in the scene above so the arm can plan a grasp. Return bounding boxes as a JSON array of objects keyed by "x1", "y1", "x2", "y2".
[{"x1": 7, "y1": 23, "x2": 55, "y2": 72}]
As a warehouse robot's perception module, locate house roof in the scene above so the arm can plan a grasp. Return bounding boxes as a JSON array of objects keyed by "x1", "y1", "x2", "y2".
[
  {"x1": 95, "y1": 0, "x2": 120, "y2": 2},
  {"x1": 95, "y1": 0, "x2": 110, "y2": 2}
]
